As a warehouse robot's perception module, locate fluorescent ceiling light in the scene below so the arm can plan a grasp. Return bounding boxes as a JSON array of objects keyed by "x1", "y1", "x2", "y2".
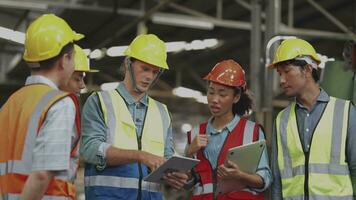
[
  {"x1": 181, "y1": 123, "x2": 192, "y2": 133},
  {"x1": 165, "y1": 41, "x2": 186, "y2": 52},
  {"x1": 172, "y1": 86, "x2": 208, "y2": 104},
  {"x1": 101, "y1": 82, "x2": 120, "y2": 91},
  {"x1": 0, "y1": 26, "x2": 25, "y2": 44},
  {"x1": 173, "y1": 86, "x2": 202, "y2": 98},
  {"x1": 152, "y1": 14, "x2": 214, "y2": 30},
  {"x1": 107, "y1": 46, "x2": 128, "y2": 57},
  {"x1": 195, "y1": 95, "x2": 208, "y2": 104},
  {"x1": 90, "y1": 49, "x2": 104, "y2": 59},
  {"x1": 105, "y1": 39, "x2": 219, "y2": 58}
]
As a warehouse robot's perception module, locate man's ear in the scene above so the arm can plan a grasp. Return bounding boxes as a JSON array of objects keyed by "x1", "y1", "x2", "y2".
[
  {"x1": 57, "y1": 55, "x2": 65, "y2": 70},
  {"x1": 303, "y1": 64, "x2": 314, "y2": 77},
  {"x1": 58, "y1": 52, "x2": 73, "y2": 70}
]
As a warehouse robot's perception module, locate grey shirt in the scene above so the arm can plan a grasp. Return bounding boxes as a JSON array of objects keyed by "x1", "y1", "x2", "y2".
[
  {"x1": 271, "y1": 89, "x2": 356, "y2": 199},
  {"x1": 80, "y1": 83, "x2": 175, "y2": 169}
]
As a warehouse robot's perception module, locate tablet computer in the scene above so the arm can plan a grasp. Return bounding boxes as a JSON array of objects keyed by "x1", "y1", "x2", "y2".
[
  {"x1": 143, "y1": 155, "x2": 200, "y2": 183},
  {"x1": 225, "y1": 140, "x2": 266, "y2": 174}
]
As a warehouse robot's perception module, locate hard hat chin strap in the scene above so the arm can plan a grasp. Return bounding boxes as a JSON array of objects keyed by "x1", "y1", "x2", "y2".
[
  {"x1": 126, "y1": 57, "x2": 142, "y2": 93},
  {"x1": 126, "y1": 57, "x2": 163, "y2": 93}
]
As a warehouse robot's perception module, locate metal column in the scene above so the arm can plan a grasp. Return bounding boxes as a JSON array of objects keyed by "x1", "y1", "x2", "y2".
[
  {"x1": 250, "y1": 0, "x2": 262, "y2": 114},
  {"x1": 263, "y1": 0, "x2": 281, "y2": 143}
]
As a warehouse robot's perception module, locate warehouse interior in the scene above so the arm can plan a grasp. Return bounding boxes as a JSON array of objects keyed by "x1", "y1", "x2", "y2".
[{"x1": 0, "y1": 0, "x2": 355, "y2": 199}]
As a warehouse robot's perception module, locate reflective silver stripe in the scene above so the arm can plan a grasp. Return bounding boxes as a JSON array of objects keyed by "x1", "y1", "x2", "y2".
[
  {"x1": 309, "y1": 164, "x2": 349, "y2": 174},
  {"x1": 283, "y1": 196, "x2": 304, "y2": 200},
  {"x1": 243, "y1": 120, "x2": 255, "y2": 144},
  {"x1": 155, "y1": 101, "x2": 170, "y2": 144},
  {"x1": 281, "y1": 163, "x2": 350, "y2": 178},
  {"x1": 284, "y1": 195, "x2": 354, "y2": 200},
  {"x1": 5, "y1": 193, "x2": 70, "y2": 200},
  {"x1": 141, "y1": 180, "x2": 161, "y2": 192},
  {"x1": 330, "y1": 98, "x2": 346, "y2": 164},
  {"x1": 279, "y1": 105, "x2": 294, "y2": 178},
  {"x1": 0, "y1": 90, "x2": 63, "y2": 175},
  {"x1": 192, "y1": 183, "x2": 213, "y2": 195},
  {"x1": 309, "y1": 195, "x2": 354, "y2": 200},
  {"x1": 280, "y1": 165, "x2": 304, "y2": 178},
  {"x1": 84, "y1": 176, "x2": 160, "y2": 192},
  {"x1": 99, "y1": 91, "x2": 116, "y2": 144}
]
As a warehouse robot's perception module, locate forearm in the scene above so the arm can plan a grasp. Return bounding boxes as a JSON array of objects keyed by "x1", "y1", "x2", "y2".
[
  {"x1": 20, "y1": 171, "x2": 54, "y2": 200},
  {"x1": 238, "y1": 172, "x2": 264, "y2": 189},
  {"x1": 106, "y1": 146, "x2": 143, "y2": 166}
]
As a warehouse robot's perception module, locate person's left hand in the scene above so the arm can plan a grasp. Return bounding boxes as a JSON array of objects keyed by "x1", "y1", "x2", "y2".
[
  {"x1": 163, "y1": 171, "x2": 189, "y2": 190},
  {"x1": 217, "y1": 160, "x2": 243, "y2": 180}
]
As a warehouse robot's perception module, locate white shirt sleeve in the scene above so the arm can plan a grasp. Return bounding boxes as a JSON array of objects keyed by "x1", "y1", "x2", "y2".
[{"x1": 32, "y1": 96, "x2": 76, "y2": 171}]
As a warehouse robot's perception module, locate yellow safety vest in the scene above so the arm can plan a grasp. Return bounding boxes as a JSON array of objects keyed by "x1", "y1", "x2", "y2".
[
  {"x1": 275, "y1": 96, "x2": 353, "y2": 199},
  {"x1": 97, "y1": 89, "x2": 170, "y2": 156}
]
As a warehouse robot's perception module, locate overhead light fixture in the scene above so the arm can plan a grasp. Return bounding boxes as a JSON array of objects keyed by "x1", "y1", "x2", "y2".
[
  {"x1": 105, "y1": 39, "x2": 219, "y2": 58},
  {"x1": 172, "y1": 86, "x2": 208, "y2": 104},
  {"x1": 0, "y1": 26, "x2": 25, "y2": 44},
  {"x1": 89, "y1": 49, "x2": 104, "y2": 59},
  {"x1": 152, "y1": 13, "x2": 214, "y2": 30},
  {"x1": 101, "y1": 82, "x2": 120, "y2": 91},
  {"x1": 165, "y1": 41, "x2": 186, "y2": 53},
  {"x1": 107, "y1": 46, "x2": 128, "y2": 57}
]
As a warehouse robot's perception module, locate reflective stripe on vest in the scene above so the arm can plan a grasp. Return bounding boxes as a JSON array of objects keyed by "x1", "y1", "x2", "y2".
[
  {"x1": 97, "y1": 90, "x2": 169, "y2": 156},
  {"x1": 189, "y1": 118, "x2": 264, "y2": 200},
  {"x1": 5, "y1": 194, "x2": 70, "y2": 200},
  {"x1": 84, "y1": 176, "x2": 161, "y2": 192},
  {"x1": 0, "y1": 84, "x2": 79, "y2": 199},
  {"x1": 193, "y1": 183, "x2": 213, "y2": 195},
  {"x1": 276, "y1": 96, "x2": 353, "y2": 199}
]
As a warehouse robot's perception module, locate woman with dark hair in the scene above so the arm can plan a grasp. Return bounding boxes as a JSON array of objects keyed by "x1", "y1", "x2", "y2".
[{"x1": 185, "y1": 59, "x2": 272, "y2": 200}]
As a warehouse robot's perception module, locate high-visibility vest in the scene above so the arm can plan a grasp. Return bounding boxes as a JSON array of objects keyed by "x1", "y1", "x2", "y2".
[
  {"x1": 188, "y1": 118, "x2": 264, "y2": 200},
  {"x1": 275, "y1": 96, "x2": 353, "y2": 200},
  {"x1": 84, "y1": 89, "x2": 171, "y2": 200},
  {"x1": 0, "y1": 84, "x2": 80, "y2": 200}
]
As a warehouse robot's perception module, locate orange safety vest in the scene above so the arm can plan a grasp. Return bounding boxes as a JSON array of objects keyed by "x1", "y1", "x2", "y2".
[{"x1": 0, "y1": 84, "x2": 81, "y2": 199}]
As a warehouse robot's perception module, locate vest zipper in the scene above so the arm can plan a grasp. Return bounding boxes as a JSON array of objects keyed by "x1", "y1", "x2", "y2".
[
  {"x1": 304, "y1": 151, "x2": 310, "y2": 200},
  {"x1": 137, "y1": 102, "x2": 148, "y2": 200},
  {"x1": 212, "y1": 169, "x2": 218, "y2": 200},
  {"x1": 137, "y1": 135, "x2": 143, "y2": 200}
]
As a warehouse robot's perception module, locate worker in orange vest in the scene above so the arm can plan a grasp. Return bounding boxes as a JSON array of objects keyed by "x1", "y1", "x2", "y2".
[{"x1": 0, "y1": 13, "x2": 83, "y2": 200}]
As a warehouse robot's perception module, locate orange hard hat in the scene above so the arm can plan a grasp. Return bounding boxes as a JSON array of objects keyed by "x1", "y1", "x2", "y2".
[{"x1": 203, "y1": 59, "x2": 246, "y2": 88}]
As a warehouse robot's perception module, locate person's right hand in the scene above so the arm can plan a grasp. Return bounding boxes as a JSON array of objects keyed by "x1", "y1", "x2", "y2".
[
  {"x1": 139, "y1": 151, "x2": 166, "y2": 171},
  {"x1": 187, "y1": 135, "x2": 209, "y2": 157}
]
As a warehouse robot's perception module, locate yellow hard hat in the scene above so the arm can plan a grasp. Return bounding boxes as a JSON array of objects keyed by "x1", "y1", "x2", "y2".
[
  {"x1": 74, "y1": 45, "x2": 99, "y2": 72},
  {"x1": 124, "y1": 34, "x2": 168, "y2": 70},
  {"x1": 23, "y1": 14, "x2": 84, "y2": 62},
  {"x1": 268, "y1": 38, "x2": 321, "y2": 69}
]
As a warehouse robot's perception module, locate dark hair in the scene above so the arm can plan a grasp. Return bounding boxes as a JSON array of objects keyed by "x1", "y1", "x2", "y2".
[
  {"x1": 232, "y1": 87, "x2": 253, "y2": 116},
  {"x1": 277, "y1": 59, "x2": 320, "y2": 82},
  {"x1": 30, "y1": 42, "x2": 74, "y2": 71}
]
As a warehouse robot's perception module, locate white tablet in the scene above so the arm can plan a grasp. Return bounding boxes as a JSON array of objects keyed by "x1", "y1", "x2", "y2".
[
  {"x1": 143, "y1": 155, "x2": 200, "y2": 183},
  {"x1": 225, "y1": 140, "x2": 266, "y2": 174}
]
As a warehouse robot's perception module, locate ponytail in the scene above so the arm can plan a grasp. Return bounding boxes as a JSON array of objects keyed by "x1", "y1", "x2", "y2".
[{"x1": 232, "y1": 88, "x2": 252, "y2": 116}]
